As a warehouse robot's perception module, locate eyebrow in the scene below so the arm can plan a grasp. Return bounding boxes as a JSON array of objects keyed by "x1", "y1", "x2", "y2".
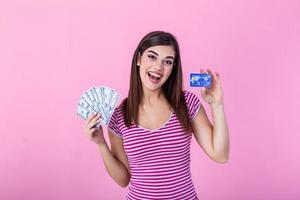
[{"x1": 146, "y1": 50, "x2": 175, "y2": 60}]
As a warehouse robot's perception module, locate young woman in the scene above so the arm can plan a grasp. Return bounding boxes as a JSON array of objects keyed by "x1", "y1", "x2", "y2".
[{"x1": 84, "y1": 31, "x2": 230, "y2": 200}]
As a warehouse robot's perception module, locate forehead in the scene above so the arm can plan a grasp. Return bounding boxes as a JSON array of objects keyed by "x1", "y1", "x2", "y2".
[{"x1": 143, "y1": 45, "x2": 175, "y2": 57}]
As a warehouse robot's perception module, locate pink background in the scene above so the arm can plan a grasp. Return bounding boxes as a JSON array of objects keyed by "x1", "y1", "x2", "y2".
[{"x1": 1, "y1": 0, "x2": 299, "y2": 199}]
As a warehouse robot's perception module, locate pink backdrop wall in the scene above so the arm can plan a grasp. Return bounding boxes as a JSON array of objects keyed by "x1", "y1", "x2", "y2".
[{"x1": 1, "y1": 0, "x2": 299, "y2": 199}]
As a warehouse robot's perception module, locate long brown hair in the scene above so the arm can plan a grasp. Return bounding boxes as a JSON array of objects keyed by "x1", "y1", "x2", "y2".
[{"x1": 122, "y1": 31, "x2": 193, "y2": 132}]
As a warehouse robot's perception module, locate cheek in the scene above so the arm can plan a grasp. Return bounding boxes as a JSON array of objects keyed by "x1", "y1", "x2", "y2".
[
  {"x1": 139, "y1": 66, "x2": 147, "y2": 79},
  {"x1": 141, "y1": 56, "x2": 151, "y2": 65},
  {"x1": 164, "y1": 67, "x2": 173, "y2": 77}
]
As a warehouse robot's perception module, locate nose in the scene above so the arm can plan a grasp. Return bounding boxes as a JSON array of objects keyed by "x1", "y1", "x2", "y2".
[{"x1": 154, "y1": 59, "x2": 164, "y2": 70}]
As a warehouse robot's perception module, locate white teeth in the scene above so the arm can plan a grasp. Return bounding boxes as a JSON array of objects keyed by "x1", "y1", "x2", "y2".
[{"x1": 148, "y1": 71, "x2": 161, "y2": 78}]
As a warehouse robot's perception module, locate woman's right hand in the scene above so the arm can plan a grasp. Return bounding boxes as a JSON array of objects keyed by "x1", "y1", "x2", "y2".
[{"x1": 84, "y1": 113, "x2": 106, "y2": 145}]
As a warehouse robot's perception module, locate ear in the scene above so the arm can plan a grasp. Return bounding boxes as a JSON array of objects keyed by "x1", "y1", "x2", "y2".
[{"x1": 137, "y1": 52, "x2": 141, "y2": 66}]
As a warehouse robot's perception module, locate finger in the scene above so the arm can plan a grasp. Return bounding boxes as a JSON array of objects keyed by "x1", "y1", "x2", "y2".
[
  {"x1": 209, "y1": 71, "x2": 218, "y2": 88},
  {"x1": 88, "y1": 128, "x2": 97, "y2": 136},
  {"x1": 200, "y1": 68, "x2": 205, "y2": 74},
  {"x1": 206, "y1": 68, "x2": 217, "y2": 83},
  {"x1": 200, "y1": 87, "x2": 206, "y2": 95},
  {"x1": 204, "y1": 68, "x2": 215, "y2": 89},
  {"x1": 87, "y1": 113, "x2": 101, "y2": 127},
  {"x1": 88, "y1": 117, "x2": 101, "y2": 130},
  {"x1": 203, "y1": 67, "x2": 209, "y2": 74},
  {"x1": 92, "y1": 113, "x2": 101, "y2": 123},
  {"x1": 215, "y1": 72, "x2": 221, "y2": 82},
  {"x1": 85, "y1": 113, "x2": 98, "y2": 127},
  {"x1": 88, "y1": 112, "x2": 98, "y2": 121}
]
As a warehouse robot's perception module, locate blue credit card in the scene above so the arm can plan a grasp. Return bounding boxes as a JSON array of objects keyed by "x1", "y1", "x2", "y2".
[{"x1": 190, "y1": 73, "x2": 212, "y2": 87}]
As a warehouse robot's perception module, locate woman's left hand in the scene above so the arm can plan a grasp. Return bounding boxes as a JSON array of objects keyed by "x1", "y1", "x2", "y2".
[{"x1": 199, "y1": 68, "x2": 224, "y2": 106}]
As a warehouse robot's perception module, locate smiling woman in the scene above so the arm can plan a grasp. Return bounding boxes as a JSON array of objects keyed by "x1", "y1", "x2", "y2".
[{"x1": 85, "y1": 31, "x2": 230, "y2": 200}]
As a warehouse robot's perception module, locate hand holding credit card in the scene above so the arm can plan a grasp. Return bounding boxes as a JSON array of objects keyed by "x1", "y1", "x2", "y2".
[
  {"x1": 76, "y1": 86, "x2": 120, "y2": 128},
  {"x1": 190, "y1": 73, "x2": 212, "y2": 88}
]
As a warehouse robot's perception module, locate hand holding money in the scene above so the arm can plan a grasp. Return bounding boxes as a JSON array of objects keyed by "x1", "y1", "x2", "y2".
[{"x1": 76, "y1": 85, "x2": 120, "y2": 144}]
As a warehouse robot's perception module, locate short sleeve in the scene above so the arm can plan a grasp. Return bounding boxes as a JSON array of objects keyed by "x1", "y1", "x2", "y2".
[
  {"x1": 107, "y1": 107, "x2": 122, "y2": 138},
  {"x1": 183, "y1": 90, "x2": 202, "y2": 121}
]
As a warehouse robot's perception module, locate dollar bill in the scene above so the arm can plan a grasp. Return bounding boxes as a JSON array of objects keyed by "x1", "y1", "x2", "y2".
[{"x1": 76, "y1": 85, "x2": 120, "y2": 127}]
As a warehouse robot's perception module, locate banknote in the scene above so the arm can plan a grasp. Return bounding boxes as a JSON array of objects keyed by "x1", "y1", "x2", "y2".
[{"x1": 76, "y1": 86, "x2": 120, "y2": 127}]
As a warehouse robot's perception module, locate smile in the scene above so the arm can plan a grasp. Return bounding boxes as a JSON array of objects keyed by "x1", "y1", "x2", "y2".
[{"x1": 147, "y1": 71, "x2": 162, "y2": 80}]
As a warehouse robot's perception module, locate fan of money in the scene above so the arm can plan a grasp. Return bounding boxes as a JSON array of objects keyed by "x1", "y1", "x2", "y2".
[{"x1": 76, "y1": 86, "x2": 120, "y2": 128}]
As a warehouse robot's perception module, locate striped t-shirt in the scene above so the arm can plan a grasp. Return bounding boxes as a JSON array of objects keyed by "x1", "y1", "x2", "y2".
[{"x1": 108, "y1": 90, "x2": 201, "y2": 200}]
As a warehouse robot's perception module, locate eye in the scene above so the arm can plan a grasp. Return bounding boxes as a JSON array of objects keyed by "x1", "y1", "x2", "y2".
[
  {"x1": 164, "y1": 60, "x2": 173, "y2": 66},
  {"x1": 147, "y1": 54, "x2": 156, "y2": 60}
]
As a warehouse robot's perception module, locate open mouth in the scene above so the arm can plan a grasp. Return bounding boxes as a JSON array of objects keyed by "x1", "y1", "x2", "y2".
[{"x1": 147, "y1": 71, "x2": 161, "y2": 81}]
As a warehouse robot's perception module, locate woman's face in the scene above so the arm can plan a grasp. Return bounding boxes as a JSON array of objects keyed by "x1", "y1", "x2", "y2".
[{"x1": 137, "y1": 45, "x2": 175, "y2": 92}]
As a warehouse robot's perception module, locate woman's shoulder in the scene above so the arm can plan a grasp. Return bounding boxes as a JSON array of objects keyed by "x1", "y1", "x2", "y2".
[
  {"x1": 111, "y1": 98, "x2": 126, "y2": 117},
  {"x1": 182, "y1": 90, "x2": 201, "y2": 120},
  {"x1": 113, "y1": 100, "x2": 124, "y2": 113},
  {"x1": 182, "y1": 89, "x2": 201, "y2": 107},
  {"x1": 182, "y1": 89, "x2": 198, "y2": 99}
]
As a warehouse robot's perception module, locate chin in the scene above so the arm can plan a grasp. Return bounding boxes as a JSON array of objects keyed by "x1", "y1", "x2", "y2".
[
  {"x1": 145, "y1": 85, "x2": 162, "y2": 91},
  {"x1": 141, "y1": 81, "x2": 160, "y2": 91}
]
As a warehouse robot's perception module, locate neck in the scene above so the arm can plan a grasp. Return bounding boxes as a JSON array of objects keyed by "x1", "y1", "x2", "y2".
[{"x1": 141, "y1": 87, "x2": 165, "y2": 106}]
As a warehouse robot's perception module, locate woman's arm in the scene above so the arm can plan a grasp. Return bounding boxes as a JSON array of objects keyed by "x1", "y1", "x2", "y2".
[
  {"x1": 98, "y1": 140, "x2": 130, "y2": 188},
  {"x1": 192, "y1": 103, "x2": 230, "y2": 163},
  {"x1": 191, "y1": 68, "x2": 230, "y2": 163}
]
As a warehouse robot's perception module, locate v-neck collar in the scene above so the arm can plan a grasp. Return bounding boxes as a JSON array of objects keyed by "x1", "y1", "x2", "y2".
[{"x1": 135, "y1": 110, "x2": 174, "y2": 132}]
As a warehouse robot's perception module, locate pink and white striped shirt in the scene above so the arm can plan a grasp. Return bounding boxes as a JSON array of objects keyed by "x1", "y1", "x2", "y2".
[{"x1": 108, "y1": 90, "x2": 201, "y2": 200}]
